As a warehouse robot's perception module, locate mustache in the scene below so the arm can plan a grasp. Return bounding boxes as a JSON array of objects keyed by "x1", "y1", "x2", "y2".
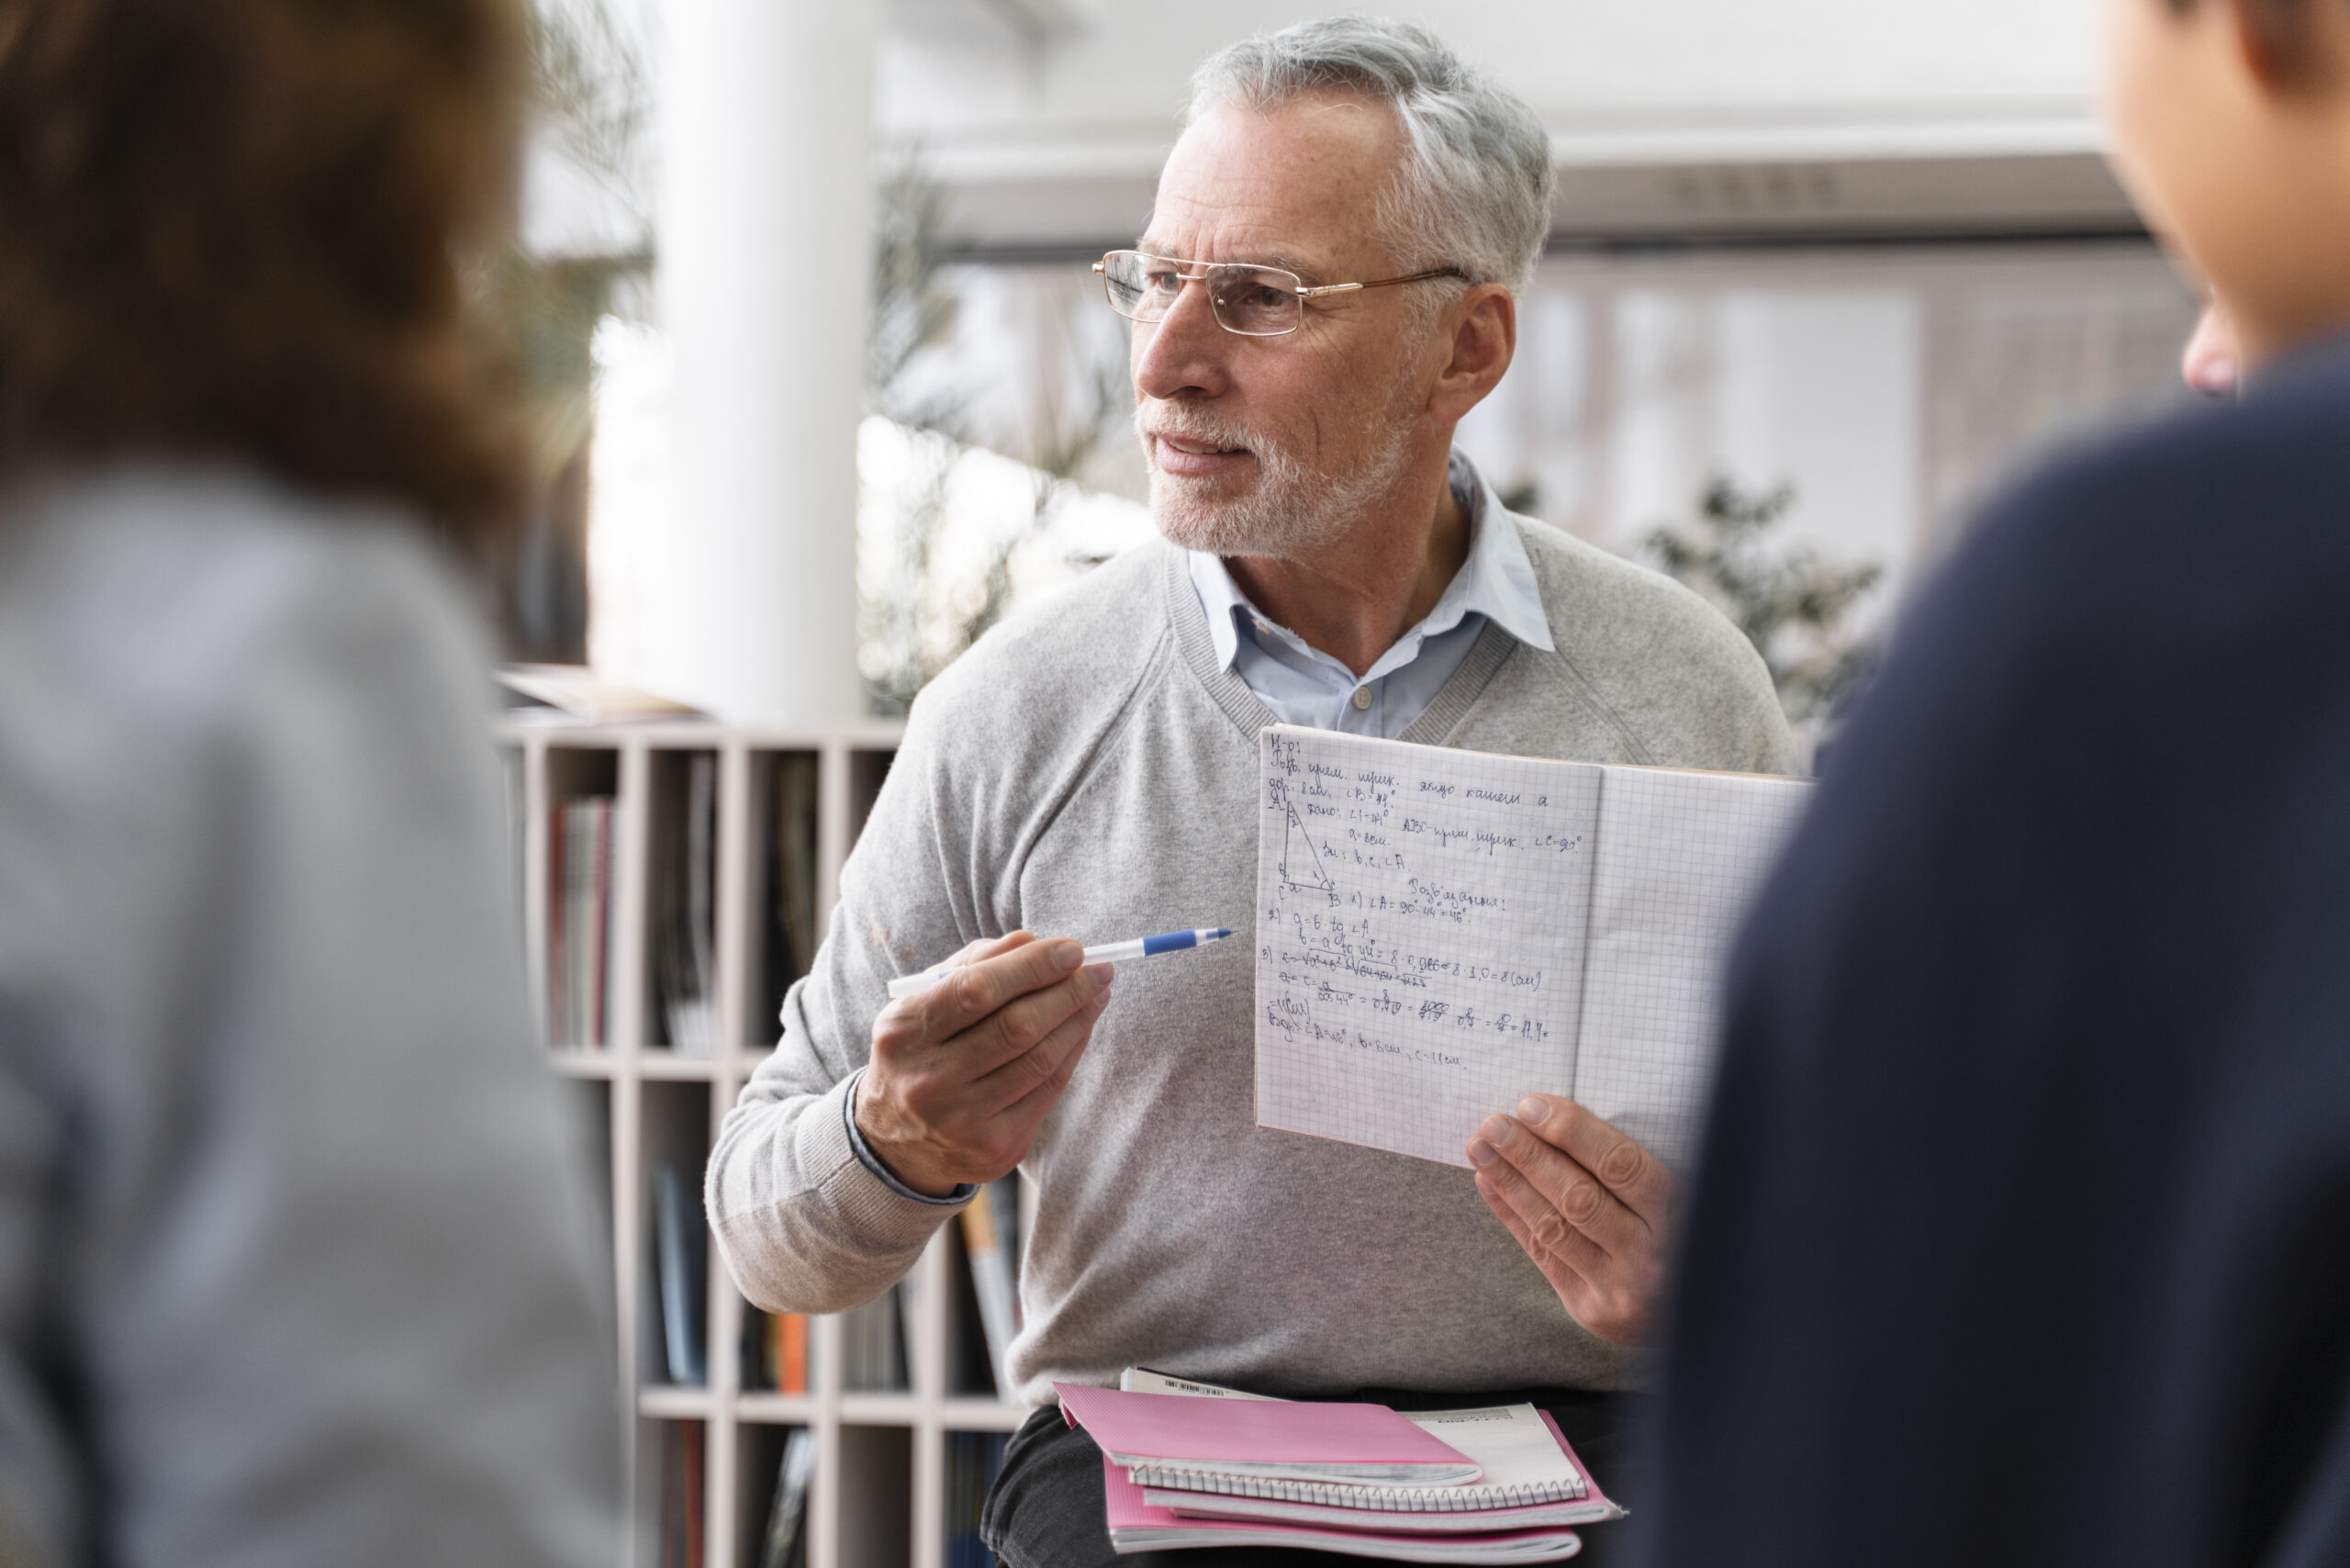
[{"x1": 1135, "y1": 405, "x2": 1259, "y2": 454}]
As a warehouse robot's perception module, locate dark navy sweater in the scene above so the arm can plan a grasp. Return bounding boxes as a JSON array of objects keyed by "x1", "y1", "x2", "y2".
[{"x1": 1634, "y1": 340, "x2": 2350, "y2": 1568}]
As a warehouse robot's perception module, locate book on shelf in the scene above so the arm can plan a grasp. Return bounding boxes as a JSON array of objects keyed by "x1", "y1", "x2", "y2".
[
  {"x1": 945, "y1": 1430, "x2": 1010, "y2": 1568},
  {"x1": 660, "y1": 1422, "x2": 706, "y2": 1568},
  {"x1": 960, "y1": 1178, "x2": 1022, "y2": 1400},
  {"x1": 652, "y1": 752, "x2": 719, "y2": 1053},
  {"x1": 548, "y1": 796, "x2": 615, "y2": 1047},
  {"x1": 757, "y1": 1428, "x2": 815, "y2": 1568},
  {"x1": 840, "y1": 1286, "x2": 905, "y2": 1393},
  {"x1": 778, "y1": 1311, "x2": 810, "y2": 1394},
  {"x1": 653, "y1": 1165, "x2": 707, "y2": 1386},
  {"x1": 910, "y1": 1220, "x2": 994, "y2": 1399},
  {"x1": 946, "y1": 1220, "x2": 996, "y2": 1396},
  {"x1": 742, "y1": 1308, "x2": 813, "y2": 1395}
]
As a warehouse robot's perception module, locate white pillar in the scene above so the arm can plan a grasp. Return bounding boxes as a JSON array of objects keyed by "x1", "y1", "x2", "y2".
[{"x1": 652, "y1": 0, "x2": 873, "y2": 725}]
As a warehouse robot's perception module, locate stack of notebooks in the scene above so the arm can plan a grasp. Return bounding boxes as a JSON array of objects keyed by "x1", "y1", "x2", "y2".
[{"x1": 1056, "y1": 1371, "x2": 1619, "y2": 1562}]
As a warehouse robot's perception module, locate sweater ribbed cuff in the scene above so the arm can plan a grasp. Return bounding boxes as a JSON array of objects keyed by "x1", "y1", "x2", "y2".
[{"x1": 840, "y1": 1068, "x2": 976, "y2": 1208}]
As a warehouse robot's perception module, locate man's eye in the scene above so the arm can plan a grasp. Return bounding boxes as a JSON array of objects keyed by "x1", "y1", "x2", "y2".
[{"x1": 1143, "y1": 270, "x2": 1183, "y2": 296}]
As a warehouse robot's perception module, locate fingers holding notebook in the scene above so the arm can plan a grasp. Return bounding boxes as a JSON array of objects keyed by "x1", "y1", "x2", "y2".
[{"x1": 1469, "y1": 1097, "x2": 1675, "y2": 1347}]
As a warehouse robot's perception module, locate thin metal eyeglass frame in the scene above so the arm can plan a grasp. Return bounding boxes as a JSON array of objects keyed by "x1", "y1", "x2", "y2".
[{"x1": 1092, "y1": 250, "x2": 1471, "y2": 337}]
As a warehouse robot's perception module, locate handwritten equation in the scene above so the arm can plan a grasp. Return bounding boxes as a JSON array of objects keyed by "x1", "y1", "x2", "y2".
[{"x1": 1254, "y1": 727, "x2": 1603, "y2": 1168}]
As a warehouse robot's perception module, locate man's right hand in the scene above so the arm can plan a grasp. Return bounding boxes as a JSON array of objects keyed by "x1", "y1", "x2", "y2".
[{"x1": 855, "y1": 932, "x2": 1113, "y2": 1196}]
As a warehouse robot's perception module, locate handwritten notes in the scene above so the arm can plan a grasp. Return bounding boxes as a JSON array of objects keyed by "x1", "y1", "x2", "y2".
[{"x1": 1253, "y1": 726, "x2": 1809, "y2": 1171}]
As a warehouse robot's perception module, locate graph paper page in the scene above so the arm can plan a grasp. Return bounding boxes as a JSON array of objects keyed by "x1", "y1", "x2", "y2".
[
  {"x1": 1254, "y1": 726, "x2": 1603, "y2": 1168},
  {"x1": 1572, "y1": 767, "x2": 1812, "y2": 1172}
]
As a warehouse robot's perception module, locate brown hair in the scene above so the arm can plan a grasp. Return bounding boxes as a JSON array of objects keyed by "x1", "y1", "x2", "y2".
[{"x1": 0, "y1": 0, "x2": 527, "y2": 546}]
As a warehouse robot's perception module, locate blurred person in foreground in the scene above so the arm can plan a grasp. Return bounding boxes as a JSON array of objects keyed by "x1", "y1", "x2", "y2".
[
  {"x1": 0, "y1": 3, "x2": 618, "y2": 1566},
  {"x1": 1620, "y1": 0, "x2": 2350, "y2": 1563}
]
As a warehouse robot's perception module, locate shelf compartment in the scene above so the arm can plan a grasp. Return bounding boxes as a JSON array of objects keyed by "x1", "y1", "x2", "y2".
[
  {"x1": 740, "y1": 1304, "x2": 816, "y2": 1398},
  {"x1": 943, "y1": 1430, "x2": 1013, "y2": 1568},
  {"x1": 834, "y1": 1426, "x2": 912, "y2": 1568},
  {"x1": 644, "y1": 747, "x2": 722, "y2": 1055},
  {"x1": 744, "y1": 750, "x2": 821, "y2": 1052},
  {"x1": 637, "y1": 1417, "x2": 709, "y2": 1568},
  {"x1": 736, "y1": 1420, "x2": 814, "y2": 1568},
  {"x1": 640, "y1": 1081, "x2": 714, "y2": 1392},
  {"x1": 543, "y1": 745, "x2": 624, "y2": 1050},
  {"x1": 847, "y1": 749, "x2": 894, "y2": 846}
]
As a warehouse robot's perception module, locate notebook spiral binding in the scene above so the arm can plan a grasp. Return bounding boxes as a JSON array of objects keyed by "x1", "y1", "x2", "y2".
[{"x1": 1124, "y1": 1470, "x2": 1589, "y2": 1513}]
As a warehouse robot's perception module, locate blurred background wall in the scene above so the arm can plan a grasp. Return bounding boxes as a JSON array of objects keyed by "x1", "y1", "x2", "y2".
[{"x1": 506, "y1": 0, "x2": 2195, "y2": 723}]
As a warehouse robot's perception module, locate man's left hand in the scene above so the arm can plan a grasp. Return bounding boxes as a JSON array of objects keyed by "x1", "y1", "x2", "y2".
[{"x1": 1468, "y1": 1096, "x2": 1674, "y2": 1346}]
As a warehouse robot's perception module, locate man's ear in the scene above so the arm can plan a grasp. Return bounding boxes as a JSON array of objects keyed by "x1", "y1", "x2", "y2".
[{"x1": 1429, "y1": 285, "x2": 1516, "y2": 423}]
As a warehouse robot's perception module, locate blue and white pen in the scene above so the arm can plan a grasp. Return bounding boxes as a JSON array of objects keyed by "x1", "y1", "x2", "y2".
[{"x1": 886, "y1": 926, "x2": 1233, "y2": 1001}]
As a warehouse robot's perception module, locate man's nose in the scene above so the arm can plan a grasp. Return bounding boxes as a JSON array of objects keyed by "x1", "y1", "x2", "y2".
[{"x1": 1132, "y1": 274, "x2": 1233, "y2": 403}]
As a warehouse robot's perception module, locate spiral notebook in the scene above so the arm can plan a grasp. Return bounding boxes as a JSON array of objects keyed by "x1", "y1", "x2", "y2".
[
  {"x1": 1255, "y1": 725, "x2": 1810, "y2": 1172},
  {"x1": 1094, "y1": 1466, "x2": 1579, "y2": 1561},
  {"x1": 1113, "y1": 1368, "x2": 1619, "y2": 1523},
  {"x1": 1102, "y1": 1461, "x2": 1586, "y2": 1562}
]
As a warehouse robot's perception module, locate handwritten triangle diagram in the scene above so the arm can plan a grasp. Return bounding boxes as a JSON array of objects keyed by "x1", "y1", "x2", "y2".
[{"x1": 1280, "y1": 799, "x2": 1337, "y2": 893}]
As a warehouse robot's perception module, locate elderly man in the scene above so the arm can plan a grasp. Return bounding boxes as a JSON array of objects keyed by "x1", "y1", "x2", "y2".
[{"x1": 710, "y1": 17, "x2": 1791, "y2": 1565}]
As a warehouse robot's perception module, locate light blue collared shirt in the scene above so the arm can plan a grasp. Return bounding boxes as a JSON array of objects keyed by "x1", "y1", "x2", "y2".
[{"x1": 1188, "y1": 452, "x2": 1556, "y2": 737}]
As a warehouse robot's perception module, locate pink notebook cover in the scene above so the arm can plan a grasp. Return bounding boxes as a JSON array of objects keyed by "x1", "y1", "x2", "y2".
[
  {"x1": 1102, "y1": 1459, "x2": 1583, "y2": 1557},
  {"x1": 1056, "y1": 1383, "x2": 1480, "y2": 1476}
]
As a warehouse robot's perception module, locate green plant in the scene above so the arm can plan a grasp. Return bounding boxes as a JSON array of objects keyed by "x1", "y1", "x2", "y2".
[
  {"x1": 465, "y1": 0, "x2": 654, "y2": 659},
  {"x1": 868, "y1": 159, "x2": 964, "y2": 437},
  {"x1": 1640, "y1": 476, "x2": 1884, "y2": 727},
  {"x1": 476, "y1": 0, "x2": 654, "y2": 483},
  {"x1": 857, "y1": 159, "x2": 1135, "y2": 714}
]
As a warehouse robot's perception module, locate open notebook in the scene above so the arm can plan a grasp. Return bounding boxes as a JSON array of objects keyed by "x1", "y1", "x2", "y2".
[{"x1": 1254, "y1": 725, "x2": 1809, "y2": 1172}]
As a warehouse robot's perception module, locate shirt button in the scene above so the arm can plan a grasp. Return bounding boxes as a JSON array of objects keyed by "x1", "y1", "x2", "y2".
[
  {"x1": 1254, "y1": 620, "x2": 1272, "y2": 635},
  {"x1": 1351, "y1": 687, "x2": 1373, "y2": 711}
]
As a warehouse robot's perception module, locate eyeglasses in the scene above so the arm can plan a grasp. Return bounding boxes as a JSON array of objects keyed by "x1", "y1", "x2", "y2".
[{"x1": 1094, "y1": 250, "x2": 1469, "y2": 337}]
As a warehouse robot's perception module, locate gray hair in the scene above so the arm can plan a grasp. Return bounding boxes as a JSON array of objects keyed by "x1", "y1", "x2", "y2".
[{"x1": 1184, "y1": 17, "x2": 1555, "y2": 296}]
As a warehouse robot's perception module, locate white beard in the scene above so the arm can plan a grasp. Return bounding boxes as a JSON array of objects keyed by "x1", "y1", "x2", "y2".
[{"x1": 1138, "y1": 394, "x2": 1421, "y2": 560}]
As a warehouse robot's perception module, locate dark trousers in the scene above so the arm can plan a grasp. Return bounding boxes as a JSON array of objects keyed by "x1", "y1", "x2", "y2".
[{"x1": 981, "y1": 1387, "x2": 1644, "y2": 1568}]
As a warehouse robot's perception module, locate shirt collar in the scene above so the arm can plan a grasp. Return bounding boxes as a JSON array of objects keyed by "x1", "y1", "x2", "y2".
[{"x1": 1186, "y1": 449, "x2": 1556, "y2": 673}]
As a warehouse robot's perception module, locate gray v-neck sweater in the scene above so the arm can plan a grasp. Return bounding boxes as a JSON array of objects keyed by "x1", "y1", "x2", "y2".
[{"x1": 711, "y1": 520, "x2": 1796, "y2": 1403}]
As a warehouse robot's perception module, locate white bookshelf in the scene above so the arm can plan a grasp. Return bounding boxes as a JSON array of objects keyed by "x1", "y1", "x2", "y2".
[{"x1": 498, "y1": 719, "x2": 1027, "y2": 1568}]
